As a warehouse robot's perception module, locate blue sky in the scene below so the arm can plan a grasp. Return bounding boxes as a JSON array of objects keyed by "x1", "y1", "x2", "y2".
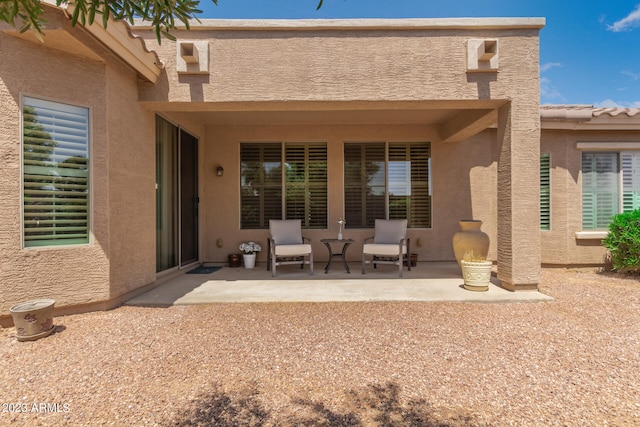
[{"x1": 196, "y1": 0, "x2": 640, "y2": 108}]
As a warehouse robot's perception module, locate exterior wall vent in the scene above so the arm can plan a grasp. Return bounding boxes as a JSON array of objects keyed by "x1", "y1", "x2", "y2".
[
  {"x1": 180, "y1": 43, "x2": 199, "y2": 63},
  {"x1": 177, "y1": 41, "x2": 209, "y2": 74},
  {"x1": 467, "y1": 39, "x2": 499, "y2": 72}
]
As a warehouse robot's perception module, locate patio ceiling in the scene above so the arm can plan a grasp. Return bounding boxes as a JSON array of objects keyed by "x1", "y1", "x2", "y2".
[{"x1": 154, "y1": 99, "x2": 506, "y2": 143}]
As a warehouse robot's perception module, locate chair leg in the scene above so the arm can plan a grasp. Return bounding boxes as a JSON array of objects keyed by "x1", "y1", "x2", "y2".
[
  {"x1": 271, "y1": 255, "x2": 277, "y2": 277},
  {"x1": 398, "y1": 256, "x2": 403, "y2": 277},
  {"x1": 266, "y1": 240, "x2": 271, "y2": 271},
  {"x1": 309, "y1": 252, "x2": 313, "y2": 275}
]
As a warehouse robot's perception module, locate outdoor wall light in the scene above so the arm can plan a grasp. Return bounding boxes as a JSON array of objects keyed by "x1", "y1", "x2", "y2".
[{"x1": 216, "y1": 166, "x2": 224, "y2": 176}]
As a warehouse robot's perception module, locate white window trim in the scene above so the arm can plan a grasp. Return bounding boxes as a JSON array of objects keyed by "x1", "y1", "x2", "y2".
[{"x1": 575, "y1": 231, "x2": 608, "y2": 240}]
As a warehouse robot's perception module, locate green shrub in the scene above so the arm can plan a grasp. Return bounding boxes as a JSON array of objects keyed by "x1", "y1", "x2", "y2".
[{"x1": 602, "y1": 209, "x2": 640, "y2": 273}]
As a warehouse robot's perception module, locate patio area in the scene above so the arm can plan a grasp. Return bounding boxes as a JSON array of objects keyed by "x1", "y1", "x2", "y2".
[{"x1": 125, "y1": 261, "x2": 553, "y2": 307}]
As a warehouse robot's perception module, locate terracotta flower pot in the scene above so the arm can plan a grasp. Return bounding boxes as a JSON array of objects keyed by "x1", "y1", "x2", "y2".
[{"x1": 10, "y1": 299, "x2": 55, "y2": 341}]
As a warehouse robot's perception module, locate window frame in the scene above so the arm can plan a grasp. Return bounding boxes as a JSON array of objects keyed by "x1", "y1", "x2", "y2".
[
  {"x1": 240, "y1": 141, "x2": 328, "y2": 230},
  {"x1": 343, "y1": 141, "x2": 432, "y2": 229},
  {"x1": 21, "y1": 95, "x2": 91, "y2": 248},
  {"x1": 540, "y1": 152, "x2": 551, "y2": 231},
  {"x1": 580, "y1": 149, "x2": 640, "y2": 231}
]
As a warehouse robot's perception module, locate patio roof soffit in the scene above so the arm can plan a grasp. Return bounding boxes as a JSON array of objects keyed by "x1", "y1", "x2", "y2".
[
  {"x1": 143, "y1": 99, "x2": 507, "y2": 130},
  {"x1": 141, "y1": 99, "x2": 506, "y2": 112}
]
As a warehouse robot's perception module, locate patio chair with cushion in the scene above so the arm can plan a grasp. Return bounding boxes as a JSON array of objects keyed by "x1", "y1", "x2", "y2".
[
  {"x1": 362, "y1": 219, "x2": 411, "y2": 277},
  {"x1": 268, "y1": 219, "x2": 313, "y2": 277}
]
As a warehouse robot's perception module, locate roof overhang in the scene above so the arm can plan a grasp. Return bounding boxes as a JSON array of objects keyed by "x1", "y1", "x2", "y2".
[
  {"x1": 134, "y1": 17, "x2": 545, "y2": 32},
  {"x1": 541, "y1": 105, "x2": 640, "y2": 130},
  {"x1": 3, "y1": 1, "x2": 164, "y2": 83},
  {"x1": 75, "y1": 14, "x2": 163, "y2": 83}
]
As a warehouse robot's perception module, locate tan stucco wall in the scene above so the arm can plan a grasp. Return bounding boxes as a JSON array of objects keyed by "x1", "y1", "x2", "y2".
[
  {"x1": 201, "y1": 124, "x2": 498, "y2": 264},
  {"x1": 540, "y1": 129, "x2": 640, "y2": 265},
  {"x1": 0, "y1": 22, "x2": 157, "y2": 321},
  {"x1": 106, "y1": 56, "x2": 157, "y2": 296},
  {"x1": 138, "y1": 22, "x2": 542, "y2": 104},
  {"x1": 0, "y1": 33, "x2": 111, "y2": 317}
]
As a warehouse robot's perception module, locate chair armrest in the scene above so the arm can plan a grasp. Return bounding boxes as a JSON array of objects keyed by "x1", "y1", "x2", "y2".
[
  {"x1": 363, "y1": 236, "x2": 374, "y2": 244},
  {"x1": 302, "y1": 236, "x2": 312, "y2": 244}
]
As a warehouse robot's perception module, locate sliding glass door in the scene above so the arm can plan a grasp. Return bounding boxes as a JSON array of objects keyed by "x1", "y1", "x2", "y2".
[
  {"x1": 180, "y1": 129, "x2": 198, "y2": 266},
  {"x1": 156, "y1": 116, "x2": 199, "y2": 273}
]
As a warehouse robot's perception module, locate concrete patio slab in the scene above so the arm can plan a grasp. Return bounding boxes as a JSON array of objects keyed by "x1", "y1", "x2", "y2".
[{"x1": 125, "y1": 262, "x2": 554, "y2": 306}]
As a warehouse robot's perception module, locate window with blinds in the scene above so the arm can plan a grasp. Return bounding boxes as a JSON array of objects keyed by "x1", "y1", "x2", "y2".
[
  {"x1": 540, "y1": 153, "x2": 551, "y2": 230},
  {"x1": 240, "y1": 142, "x2": 327, "y2": 229},
  {"x1": 582, "y1": 152, "x2": 619, "y2": 230},
  {"x1": 344, "y1": 142, "x2": 431, "y2": 228},
  {"x1": 285, "y1": 143, "x2": 327, "y2": 228},
  {"x1": 22, "y1": 97, "x2": 90, "y2": 247},
  {"x1": 622, "y1": 152, "x2": 640, "y2": 213},
  {"x1": 581, "y1": 151, "x2": 640, "y2": 230}
]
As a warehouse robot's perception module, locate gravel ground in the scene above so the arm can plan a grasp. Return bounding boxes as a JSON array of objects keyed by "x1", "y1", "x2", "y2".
[{"x1": 1, "y1": 268, "x2": 639, "y2": 427}]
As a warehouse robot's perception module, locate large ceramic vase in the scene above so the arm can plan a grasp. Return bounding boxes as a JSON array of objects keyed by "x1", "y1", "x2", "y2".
[
  {"x1": 452, "y1": 220, "x2": 490, "y2": 267},
  {"x1": 243, "y1": 253, "x2": 256, "y2": 269}
]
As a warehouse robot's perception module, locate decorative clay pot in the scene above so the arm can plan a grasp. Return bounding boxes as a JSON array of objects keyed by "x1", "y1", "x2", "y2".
[
  {"x1": 228, "y1": 254, "x2": 242, "y2": 268},
  {"x1": 243, "y1": 253, "x2": 256, "y2": 269},
  {"x1": 10, "y1": 299, "x2": 55, "y2": 342},
  {"x1": 452, "y1": 220, "x2": 490, "y2": 267},
  {"x1": 461, "y1": 260, "x2": 492, "y2": 291}
]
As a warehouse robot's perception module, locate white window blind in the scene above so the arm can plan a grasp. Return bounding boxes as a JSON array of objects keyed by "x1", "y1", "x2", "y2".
[
  {"x1": 622, "y1": 152, "x2": 640, "y2": 213},
  {"x1": 582, "y1": 152, "x2": 619, "y2": 230},
  {"x1": 22, "y1": 97, "x2": 90, "y2": 247},
  {"x1": 582, "y1": 151, "x2": 640, "y2": 230}
]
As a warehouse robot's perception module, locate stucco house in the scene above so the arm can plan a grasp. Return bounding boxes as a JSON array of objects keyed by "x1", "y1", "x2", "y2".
[{"x1": 1, "y1": 4, "x2": 639, "y2": 325}]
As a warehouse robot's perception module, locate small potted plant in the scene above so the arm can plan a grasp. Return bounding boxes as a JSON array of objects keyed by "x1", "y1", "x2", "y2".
[
  {"x1": 460, "y1": 250, "x2": 492, "y2": 291},
  {"x1": 239, "y1": 241, "x2": 261, "y2": 269}
]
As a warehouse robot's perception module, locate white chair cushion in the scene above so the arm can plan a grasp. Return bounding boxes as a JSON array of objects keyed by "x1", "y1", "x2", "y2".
[
  {"x1": 363, "y1": 243, "x2": 407, "y2": 256},
  {"x1": 274, "y1": 244, "x2": 312, "y2": 256}
]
